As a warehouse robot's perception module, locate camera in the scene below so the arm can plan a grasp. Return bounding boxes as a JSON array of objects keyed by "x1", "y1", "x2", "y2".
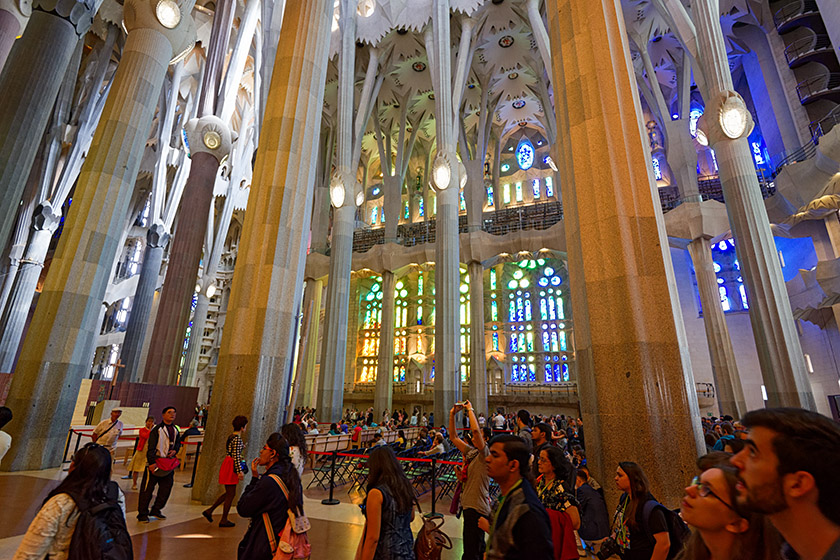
[{"x1": 595, "y1": 537, "x2": 621, "y2": 560}]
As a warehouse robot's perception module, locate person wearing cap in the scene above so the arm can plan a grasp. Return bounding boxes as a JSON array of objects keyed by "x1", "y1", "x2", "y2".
[{"x1": 91, "y1": 409, "x2": 124, "y2": 458}]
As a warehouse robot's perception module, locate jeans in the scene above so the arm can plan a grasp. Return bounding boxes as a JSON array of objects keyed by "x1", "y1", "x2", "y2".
[
  {"x1": 138, "y1": 468, "x2": 174, "y2": 516},
  {"x1": 462, "y1": 507, "x2": 486, "y2": 560}
]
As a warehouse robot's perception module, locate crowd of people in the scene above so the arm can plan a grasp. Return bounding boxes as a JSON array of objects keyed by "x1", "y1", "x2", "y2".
[{"x1": 8, "y1": 403, "x2": 840, "y2": 560}]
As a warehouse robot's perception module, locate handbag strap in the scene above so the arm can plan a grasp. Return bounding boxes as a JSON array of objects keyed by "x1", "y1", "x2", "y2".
[
  {"x1": 263, "y1": 513, "x2": 277, "y2": 553},
  {"x1": 267, "y1": 474, "x2": 302, "y2": 518}
]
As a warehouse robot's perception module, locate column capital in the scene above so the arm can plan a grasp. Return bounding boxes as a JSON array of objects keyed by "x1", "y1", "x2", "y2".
[
  {"x1": 147, "y1": 222, "x2": 170, "y2": 248},
  {"x1": 0, "y1": 0, "x2": 31, "y2": 30},
  {"x1": 31, "y1": 202, "x2": 60, "y2": 231},
  {"x1": 123, "y1": 0, "x2": 196, "y2": 63},
  {"x1": 184, "y1": 115, "x2": 232, "y2": 163},
  {"x1": 696, "y1": 90, "x2": 755, "y2": 147},
  {"x1": 33, "y1": 0, "x2": 98, "y2": 37}
]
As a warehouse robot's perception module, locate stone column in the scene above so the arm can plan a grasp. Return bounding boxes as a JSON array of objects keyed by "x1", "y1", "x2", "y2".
[
  {"x1": 300, "y1": 277, "x2": 323, "y2": 408},
  {"x1": 181, "y1": 289, "x2": 209, "y2": 386},
  {"x1": 0, "y1": 0, "x2": 28, "y2": 91},
  {"x1": 0, "y1": 203, "x2": 59, "y2": 372},
  {"x1": 1, "y1": 0, "x2": 195, "y2": 471},
  {"x1": 192, "y1": 0, "x2": 331, "y2": 503},
  {"x1": 0, "y1": 0, "x2": 97, "y2": 254},
  {"x1": 546, "y1": 0, "x2": 703, "y2": 507},
  {"x1": 693, "y1": 0, "x2": 814, "y2": 410},
  {"x1": 468, "y1": 259, "x2": 488, "y2": 416},
  {"x1": 119, "y1": 223, "x2": 169, "y2": 382},
  {"x1": 375, "y1": 269, "x2": 396, "y2": 417},
  {"x1": 687, "y1": 237, "x2": 747, "y2": 417}
]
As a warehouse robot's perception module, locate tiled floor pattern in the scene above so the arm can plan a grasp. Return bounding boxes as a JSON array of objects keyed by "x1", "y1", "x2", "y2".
[{"x1": 0, "y1": 462, "x2": 466, "y2": 559}]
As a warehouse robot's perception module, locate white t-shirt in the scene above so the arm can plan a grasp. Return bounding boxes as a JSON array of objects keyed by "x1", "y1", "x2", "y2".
[
  {"x1": 92, "y1": 419, "x2": 123, "y2": 451},
  {"x1": 0, "y1": 430, "x2": 11, "y2": 466},
  {"x1": 290, "y1": 446, "x2": 305, "y2": 477}
]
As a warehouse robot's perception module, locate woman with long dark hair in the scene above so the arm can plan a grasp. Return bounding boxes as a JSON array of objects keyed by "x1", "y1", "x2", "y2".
[
  {"x1": 237, "y1": 433, "x2": 304, "y2": 560},
  {"x1": 203, "y1": 415, "x2": 248, "y2": 527},
  {"x1": 281, "y1": 422, "x2": 308, "y2": 477},
  {"x1": 355, "y1": 446, "x2": 416, "y2": 560},
  {"x1": 14, "y1": 443, "x2": 128, "y2": 560},
  {"x1": 607, "y1": 461, "x2": 671, "y2": 560},
  {"x1": 677, "y1": 464, "x2": 781, "y2": 560}
]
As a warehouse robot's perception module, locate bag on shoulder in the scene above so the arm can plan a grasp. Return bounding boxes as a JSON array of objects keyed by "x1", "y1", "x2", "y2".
[
  {"x1": 263, "y1": 474, "x2": 311, "y2": 560},
  {"x1": 414, "y1": 514, "x2": 452, "y2": 560},
  {"x1": 641, "y1": 500, "x2": 690, "y2": 560},
  {"x1": 67, "y1": 482, "x2": 133, "y2": 560}
]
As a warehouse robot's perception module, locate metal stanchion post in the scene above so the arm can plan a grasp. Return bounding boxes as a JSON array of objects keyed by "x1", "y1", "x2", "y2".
[
  {"x1": 430, "y1": 457, "x2": 436, "y2": 515},
  {"x1": 322, "y1": 451, "x2": 340, "y2": 505},
  {"x1": 184, "y1": 442, "x2": 201, "y2": 488},
  {"x1": 62, "y1": 429, "x2": 73, "y2": 463}
]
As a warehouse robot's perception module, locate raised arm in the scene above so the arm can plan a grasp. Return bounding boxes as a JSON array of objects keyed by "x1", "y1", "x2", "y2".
[
  {"x1": 448, "y1": 405, "x2": 468, "y2": 454},
  {"x1": 463, "y1": 401, "x2": 484, "y2": 450}
]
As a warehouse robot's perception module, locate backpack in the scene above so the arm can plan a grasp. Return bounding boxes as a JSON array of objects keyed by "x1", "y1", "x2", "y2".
[
  {"x1": 414, "y1": 514, "x2": 452, "y2": 560},
  {"x1": 67, "y1": 482, "x2": 133, "y2": 560},
  {"x1": 641, "y1": 500, "x2": 690, "y2": 560},
  {"x1": 263, "y1": 474, "x2": 311, "y2": 560}
]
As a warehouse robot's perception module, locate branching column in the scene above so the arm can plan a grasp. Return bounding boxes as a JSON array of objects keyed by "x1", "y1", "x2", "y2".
[
  {"x1": 120, "y1": 224, "x2": 170, "y2": 382},
  {"x1": 0, "y1": 0, "x2": 28, "y2": 84},
  {"x1": 375, "y1": 269, "x2": 396, "y2": 417},
  {"x1": 0, "y1": 0, "x2": 98, "y2": 255},
  {"x1": 693, "y1": 0, "x2": 814, "y2": 409},
  {"x1": 468, "y1": 259, "x2": 488, "y2": 416},
  {"x1": 1, "y1": 0, "x2": 195, "y2": 471},
  {"x1": 546, "y1": 0, "x2": 703, "y2": 507},
  {"x1": 192, "y1": 0, "x2": 331, "y2": 503}
]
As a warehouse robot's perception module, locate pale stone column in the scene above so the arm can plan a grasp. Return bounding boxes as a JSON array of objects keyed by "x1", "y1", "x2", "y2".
[
  {"x1": 192, "y1": 0, "x2": 331, "y2": 503},
  {"x1": 119, "y1": 223, "x2": 169, "y2": 382},
  {"x1": 468, "y1": 260, "x2": 488, "y2": 416},
  {"x1": 143, "y1": 117, "x2": 231, "y2": 385},
  {"x1": 0, "y1": 203, "x2": 59, "y2": 372},
  {"x1": 300, "y1": 278, "x2": 323, "y2": 408},
  {"x1": 0, "y1": 0, "x2": 28, "y2": 78},
  {"x1": 0, "y1": 0, "x2": 97, "y2": 255},
  {"x1": 289, "y1": 277, "x2": 317, "y2": 410},
  {"x1": 692, "y1": 0, "x2": 814, "y2": 409},
  {"x1": 1, "y1": 0, "x2": 196, "y2": 471},
  {"x1": 546, "y1": 0, "x2": 703, "y2": 507},
  {"x1": 181, "y1": 289, "x2": 209, "y2": 385},
  {"x1": 687, "y1": 237, "x2": 747, "y2": 417},
  {"x1": 375, "y1": 269, "x2": 396, "y2": 417}
]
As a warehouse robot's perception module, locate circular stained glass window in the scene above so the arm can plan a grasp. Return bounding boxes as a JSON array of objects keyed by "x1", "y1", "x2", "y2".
[
  {"x1": 499, "y1": 35, "x2": 514, "y2": 48},
  {"x1": 516, "y1": 138, "x2": 535, "y2": 170},
  {"x1": 512, "y1": 99, "x2": 526, "y2": 109},
  {"x1": 412, "y1": 61, "x2": 427, "y2": 72}
]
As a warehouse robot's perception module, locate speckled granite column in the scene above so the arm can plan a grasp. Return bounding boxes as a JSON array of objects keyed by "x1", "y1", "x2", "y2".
[
  {"x1": 547, "y1": 0, "x2": 703, "y2": 507},
  {"x1": 0, "y1": 0, "x2": 97, "y2": 256},
  {"x1": 0, "y1": 203, "x2": 59, "y2": 372},
  {"x1": 192, "y1": 0, "x2": 331, "y2": 503},
  {"x1": 1, "y1": 0, "x2": 195, "y2": 471},
  {"x1": 468, "y1": 260, "x2": 488, "y2": 416},
  {"x1": 375, "y1": 269, "x2": 396, "y2": 417},
  {"x1": 120, "y1": 224, "x2": 169, "y2": 382},
  {"x1": 688, "y1": 238, "x2": 747, "y2": 418},
  {"x1": 693, "y1": 0, "x2": 814, "y2": 409}
]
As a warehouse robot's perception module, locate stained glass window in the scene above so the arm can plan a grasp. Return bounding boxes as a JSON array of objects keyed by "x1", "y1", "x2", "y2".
[
  {"x1": 404, "y1": 200, "x2": 410, "y2": 219},
  {"x1": 697, "y1": 238, "x2": 748, "y2": 314},
  {"x1": 502, "y1": 184, "x2": 511, "y2": 205},
  {"x1": 487, "y1": 184, "x2": 494, "y2": 207},
  {"x1": 516, "y1": 137, "x2": 535, "y2": 170},
  {"x1": 545, "y1": 176, "x2": 554, "y2": 197},
  {"x1": 532, "y1": 179, "x2": 540, "y2": 199},
  {"x1": 460, "y1": 190, "x2": 467, "y2": 212},
  {"x1": 515, "y1": 182, "x2": 523, "y2": 202}
]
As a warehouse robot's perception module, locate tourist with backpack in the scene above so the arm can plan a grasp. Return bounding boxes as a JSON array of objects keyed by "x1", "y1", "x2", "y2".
[
  {"x1": 355, "y1": 445, "x2": 417, "y2": 559},
  {"x1": 597, "y1": 462, "x2": 676, "y2": 560},
  {"x1": 237, "y1": 433, "x2": 306, "y2": 560},
  {"x1": 13, "y1": 442, "x2": 132, "y2": 560}
]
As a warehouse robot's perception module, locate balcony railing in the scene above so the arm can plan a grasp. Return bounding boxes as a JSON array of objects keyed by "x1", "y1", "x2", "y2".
[
  {"x1": 796, "y1": 73, "x2": 840, "y2": 104},
  {"x1": 784, "y1": 34, "x2": 834, "y2": 67},
  {"x1": 658, "y1": 172, "x2": 775, "y2": 213},
  {"x1": 773, "y1": 0, "x2": 820, "y2": 31}
]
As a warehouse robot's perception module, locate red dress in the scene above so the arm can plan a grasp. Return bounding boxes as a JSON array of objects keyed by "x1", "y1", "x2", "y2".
[{"x1": 218, "y1": 433, "x2": 244, "y2": 485}]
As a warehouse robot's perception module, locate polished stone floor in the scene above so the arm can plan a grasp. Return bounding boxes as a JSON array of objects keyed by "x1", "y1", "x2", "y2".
[{"x1": 0, "y1": 460, "x2": 466, "y2": 559}]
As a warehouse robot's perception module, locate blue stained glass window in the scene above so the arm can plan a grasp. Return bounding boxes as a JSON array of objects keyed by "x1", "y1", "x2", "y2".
[
  {"x1": 404, "y1": 200, "x2": 410, "y2": 219},
  {"x1": 491, "y1": 300, "x2": 498, "y2": 321},
  {"x1": 381, "y1": 207, "x2": 385, "y2": 223},
  {"x1": 510, "y1": 334, "x2": 518, "y2": 353},
  {"x1": 516, "y1": 138, "x2": 535, "y2": 170},
  {"x1": 652, "y1": 158, "x2": 662, "y2": 180},
  {"x1": 545, "y1": 363, "x2": 553, "y2": 383},
  {"x1": 548, "y1": 297, "x2": 556, "y2": 320},
  {"x1": 492, "y1": 332, "x2": 499, "y2": 351},
  {"x1": 542, "y1": 331, "x2": 550, "y2": 351},
  {"x1": 525, "y1": 299, "x2": 532, "y2": 321},
  {"x1": 515, "y1": 182, "x2": 523, "y2": 202},
  {"x1": 550, "y1": 331, "x2": 559, "y2": 352},
  {"x1": 532, "y1": 179, "x2": 540, "y2": 199},
  {"x1": 509, "y1": 301, "x2": 516, "y2": 322},
  {"x1": 487, "y1": 185, "x2": 494, "y2": 206},
  {"x1": 560, "y1": 331, "x2": 567, "y2": 352},
  {"x1": 419, "y1": 197, "x2": 425, "y2": 217},
  {"x1": 556, "y1": 297, "x2": 564, "y2": 319},
  {"x1": 460, "y1": 190, "x2": 466, "y2": 211},
  {"x1": 528, "y1": 364, "x2": 536, "y2": 382},
  {"x1": 540, "y1": 299, "x2": 548, "y2": 320},
  {"x1": 545, "y1": 177, "x2": 554, "y2": 197},
  {"x1": 526, "y1": 333, "x2": 534, "y2": 352},
  {"x1": 689, "y1": 107, "x2": 703, "y2": 138},
  {"x1": 561, "y1": 363, "x2": 569, "y2": 382},
  {"x1": 371, "y1": 207, "x2": 378, "y2": 224}
]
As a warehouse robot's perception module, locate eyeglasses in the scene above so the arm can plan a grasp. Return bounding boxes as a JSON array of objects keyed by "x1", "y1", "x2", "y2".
[{"x1": 690, "y1": 476, "x2": 736, "y2": 511}]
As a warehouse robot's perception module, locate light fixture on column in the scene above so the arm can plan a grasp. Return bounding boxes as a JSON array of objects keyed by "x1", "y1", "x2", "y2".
[
  {"x1": 155, "y1": 0, "x2": 181, "y2": 28},
  {"x1": 206, "y1": 284, "x2": 216, "y2": 298},
  {"x1": 355, "y1": 184, "x2": 365, "y2": 207},
  {"x1": 719, "y1": 93, "x2": 752, "y2": 140},
  {"x1": 203, "y1": 130, "x2": 222, "y2": 150},
  {"x1": 545, "y1": 156, "x2": 558, "y2": 172},
  {"x1": 431, "y1": 151, "x2": 452, "y2": 191},
  {"x1": 695, "y1": 114, "x2": 709, "y2": 147},
  {"x1": 330, "y1": 172, "x2": 346, "y2": 208},
  {"x1": 194, "y1": 283, "x2": 201, "y2": 293},
  {"x1": 459, "y1": 162, "x2": 468, "y2": 189}
]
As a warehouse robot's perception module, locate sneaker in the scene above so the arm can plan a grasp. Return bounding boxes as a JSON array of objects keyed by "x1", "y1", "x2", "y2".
[
  {"x1": 137, "y1": 514, "x2": 149, "y2": 523},
  {"x1": 120, "y1": 475, "x2": 132, "y2": 479},
  {"x1": 150, "y1": 511, "x2": 167, "y2": 520},
  {"x1": 219, "y1": 520, "x2": 236, "y2": 528}
]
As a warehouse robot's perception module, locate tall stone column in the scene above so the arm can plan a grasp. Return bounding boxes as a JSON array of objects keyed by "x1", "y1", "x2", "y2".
[
  {"x1": 300, "y1": 278, "x2": 323, "y2": 408},
  {"x1": 468, "y1": 260, "x2": 488, "y2": 416},
  {"x1": 1, "y1": 0, "x2": 195, "y2": 471},
  {"x1": 143, "y1": 118, "x2": 231, "y2": 386},
  {"x1": 692, "y1": 0, "x2": 814, "y2": 409},
  {"x1": 687, "y1": 237, "x2": 747, "y2": 417},
  {"x1": 0, "y1": 0, "x2": 97, "y2": 254},
  {"x1": 375, "y1": 269, "x2": 396, "y2": 417},
  {"x1": 0, "y1": 0, "x2": 28, "y2": 93},
  {"x1": 0, "y1": 203, "x2": 59, "y2": 372},
  {"x1": 181, "y1": 289, "x2": 209, "y2": 386},
  {"x1": 546, "y1": 0, "x2": 703, "y2": 507},
  {"x1": 192, "y1": 0, "x2": 331, "y2": 503},
  {"x1": 119, "y1": 223, "x2": 169, "y2": 382}
]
